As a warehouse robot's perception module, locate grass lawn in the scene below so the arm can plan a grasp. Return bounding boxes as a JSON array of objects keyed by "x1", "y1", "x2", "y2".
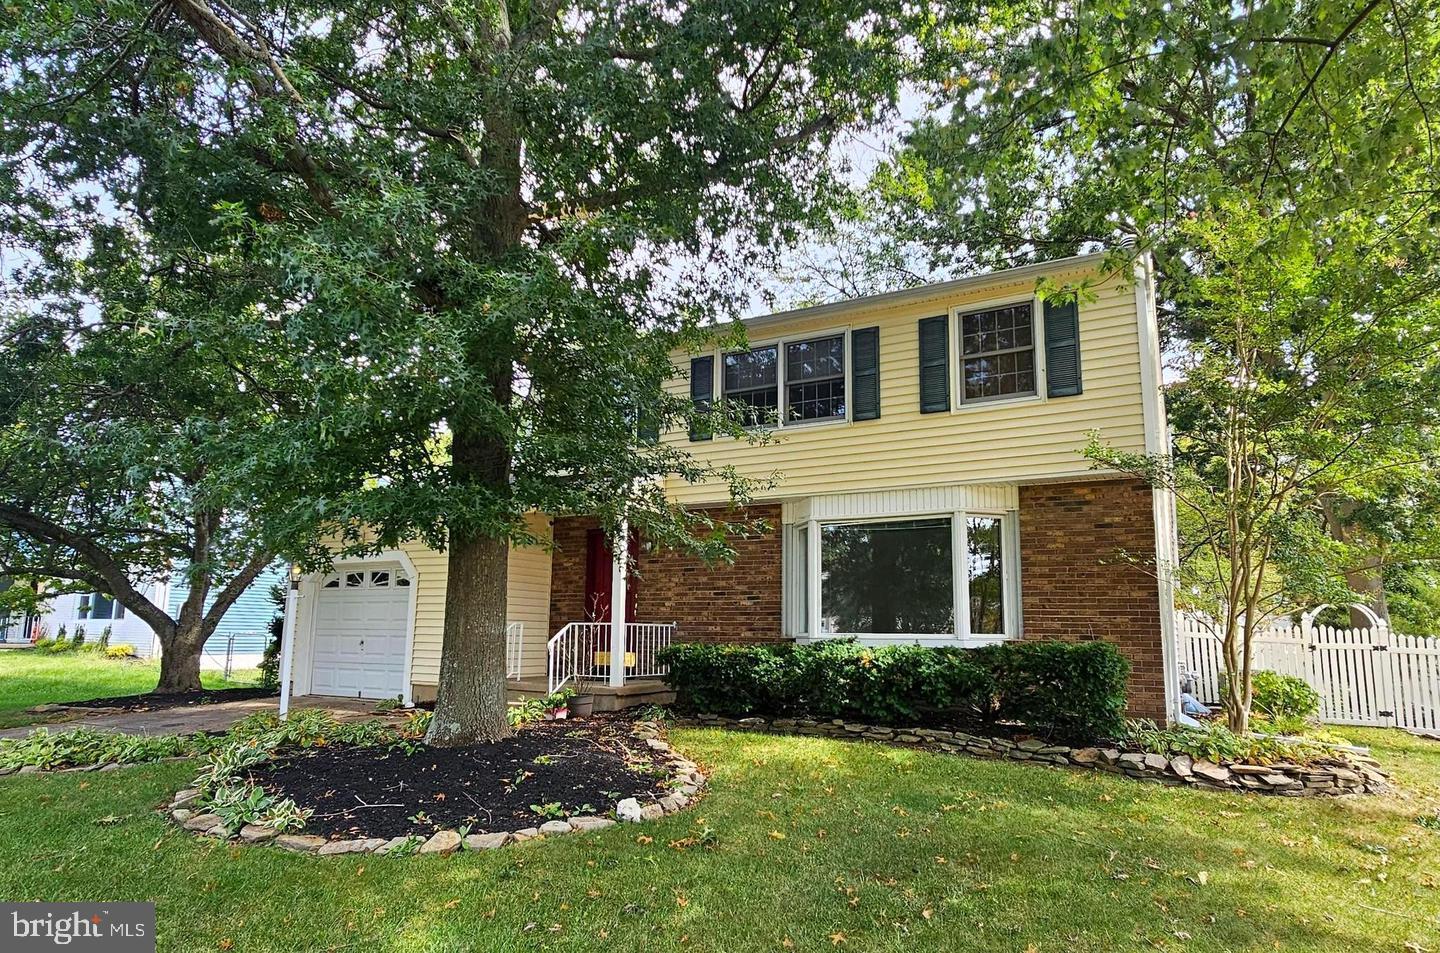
[
  {"x1": 0, "y1": 650, "x2": 259, "y2": 729},
  {"x1": 1, "y1": 724, "x2": 1436, "y2": 952}
]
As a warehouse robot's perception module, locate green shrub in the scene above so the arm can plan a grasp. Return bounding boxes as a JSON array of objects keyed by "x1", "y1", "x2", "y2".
[
  {"x1": 660, "y1": 639, "x2": 1129, "y2": 744},
  {"x1": 96, "y1": 626, "x2": 112, "y2": 652},
  {"x1": 1219, "y1": 669, "x2": 1322, "y2": 721},
  {"x1": 257, "y1": 583, "x2": 285, "y2": 691},
  {"x1": 71, "y1": 626, "x2": 86, "y2": 649}
]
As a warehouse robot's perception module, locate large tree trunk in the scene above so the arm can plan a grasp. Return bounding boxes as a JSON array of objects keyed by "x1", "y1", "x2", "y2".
[
  {"x1": 154, "y1": 621, "x2": 208, "y2": 693},
  {"x1": 427, "y1": 424, "x2": 514, "y2": 746},
  {"x1": 427, "y1": 529, "x2": 512, "y2": 745}
]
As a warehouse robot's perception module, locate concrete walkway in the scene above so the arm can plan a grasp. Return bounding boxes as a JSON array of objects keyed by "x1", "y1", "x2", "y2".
[{"x1": 0, "y1": 695, "x2": 389, "y2": 740}]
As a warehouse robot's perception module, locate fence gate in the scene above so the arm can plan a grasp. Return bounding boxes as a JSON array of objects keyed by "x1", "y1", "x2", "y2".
[{"x1": 1179, "y1": 614, "x2": 1440, "y2": 730}]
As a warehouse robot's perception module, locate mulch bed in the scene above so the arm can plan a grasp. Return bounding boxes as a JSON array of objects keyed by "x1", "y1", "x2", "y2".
[
  {"x1": 56, "y1": 686, "x2": 278, "y2": 713},
  {"x1": 246, "y1": 717, "x2": 670, "y2": 839}
]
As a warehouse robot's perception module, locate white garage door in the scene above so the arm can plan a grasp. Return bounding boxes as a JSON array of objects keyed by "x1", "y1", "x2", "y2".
[{"x1": 310, "y1": 567, "x2": 411, "y2": 699}]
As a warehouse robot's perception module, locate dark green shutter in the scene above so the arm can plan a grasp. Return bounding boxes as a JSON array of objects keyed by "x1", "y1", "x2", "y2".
[
  {"x1": 1043, "y1": 299, "x2": 1082, "y2": 397},
  {"x1": 689, "y1": 355, "x2": 713, "y2": 441},
  {"x1": 918, "y1": 314, "x2": 949, "y2": 413},
  {"x1": 851, "y1": 326, "x2": 880, "y2": 421}
]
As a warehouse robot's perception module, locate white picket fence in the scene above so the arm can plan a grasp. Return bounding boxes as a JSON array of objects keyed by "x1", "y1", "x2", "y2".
[{"x1": 1179, "y1": 614, "x2": 1440, "y2": 729}]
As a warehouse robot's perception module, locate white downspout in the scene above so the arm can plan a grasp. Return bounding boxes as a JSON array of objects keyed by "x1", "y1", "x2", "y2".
[
  {"x1": 609, "y1": 520, "x2": 629, "y2": 689},
  {"x1": 278, "y1": 570, "x2": 299, "y2": 719}
]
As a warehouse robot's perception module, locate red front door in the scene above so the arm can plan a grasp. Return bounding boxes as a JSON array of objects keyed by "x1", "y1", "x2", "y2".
[{"x1": 583, "y1": 528, "x2": 639, "y2": 623}]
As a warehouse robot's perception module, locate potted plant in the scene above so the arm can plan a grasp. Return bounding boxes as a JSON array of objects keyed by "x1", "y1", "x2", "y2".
[{"x1": 542, "y1": 688, "x2": 576, "y2": 720}]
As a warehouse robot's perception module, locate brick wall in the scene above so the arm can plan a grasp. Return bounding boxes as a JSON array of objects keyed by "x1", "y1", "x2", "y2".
[
  {"x1": 1019, "y1": 478, "x2": 1167, "y2": 719},
  {"x1": 549, "y1": 504, "x2": 784, "y2": 644}
]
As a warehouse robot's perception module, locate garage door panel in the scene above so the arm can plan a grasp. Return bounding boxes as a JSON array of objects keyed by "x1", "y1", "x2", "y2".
[{"x1": 310, "y1": 567, "x2": 409, "y2": 700}]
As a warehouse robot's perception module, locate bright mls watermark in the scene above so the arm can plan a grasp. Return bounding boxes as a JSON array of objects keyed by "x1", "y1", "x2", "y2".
[{"x1": 3, "y1": 903, "x2": 154, "y2": 951}]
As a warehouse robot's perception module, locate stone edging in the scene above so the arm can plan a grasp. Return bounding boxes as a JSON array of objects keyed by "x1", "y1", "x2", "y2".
[
  {"x1": 162, "y1": 720, "x2": 705, "y2": 855},
  {"x1": 677, "y1": 714, "x2": 1389, "y2": 797}
]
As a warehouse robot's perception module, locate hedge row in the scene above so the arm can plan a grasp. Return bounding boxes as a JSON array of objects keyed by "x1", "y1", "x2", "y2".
[{"x1": 658, "y1": 639, "x2": 1130, "y2": 744}]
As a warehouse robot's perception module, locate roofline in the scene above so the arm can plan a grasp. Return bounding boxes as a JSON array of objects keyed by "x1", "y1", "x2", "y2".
[{"x1": 735, "y1": 251, "x2": 1112, "y2": 331}]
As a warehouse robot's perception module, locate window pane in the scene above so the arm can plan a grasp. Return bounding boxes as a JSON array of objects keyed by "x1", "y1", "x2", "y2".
[
  {"x1": 345, "y1": 571, "x2": 364, "y2": 588},
  {"x1": 92, "y1": 594, "x2": 115, "y2": 620},
  {"x1": 724, "y1": 346, "x2": 779, "y2": 426},
  {"x1": 821, "y1": 518, "x2": 953, "y2": 634},
  {"x1": 785, "y1": 335, "x2": 846, "y2": 422},
  {"x1": 370, "y1": 571, "x2": 390, "y2": 587},
  {"x1": 787, "y1": 378, "x2": 846, "y2": 422},
  {"x1": 785, "y1": 335, "x2": 844, "y2": 382},
  {"x1": 967, "y1": 517, "x2": 1005, "y2": 634},
  {"x1": 723, "y1": 346, "x2": 778, "y2": 390}
]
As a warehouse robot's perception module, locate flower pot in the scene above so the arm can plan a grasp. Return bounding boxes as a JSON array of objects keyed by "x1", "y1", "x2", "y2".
[{"x1": 571, "y1": 695, "x2": 594, "y2": 717}]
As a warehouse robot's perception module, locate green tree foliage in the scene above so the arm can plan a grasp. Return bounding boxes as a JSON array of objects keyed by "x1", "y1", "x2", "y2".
[
  {"x1": 858, "y1": 0, "x2": 1440, "y2": 723},
  {"x1": 1088, "y1": 206, "x2": 1440, "y2": 731},
  {"x1": 1, "y1": 0, "x2": 937, "y2": 741}
]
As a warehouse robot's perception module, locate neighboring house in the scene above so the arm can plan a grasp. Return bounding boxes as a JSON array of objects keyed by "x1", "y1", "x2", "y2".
[
  {"x1": 4, "y1": 565, "x2": 286, "y2": 669},
  {"x1": 280, "y1": 252, "x2": 1180, "y2": 720}
]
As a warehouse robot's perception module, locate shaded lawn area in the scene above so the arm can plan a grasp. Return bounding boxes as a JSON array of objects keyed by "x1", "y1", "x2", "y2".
[
  {"x1": 1, "y1": 726, "x2": 1437, "y2": 952},
  {"x1": 0, "y1": 651, "x2": 258, "y2": 729}
]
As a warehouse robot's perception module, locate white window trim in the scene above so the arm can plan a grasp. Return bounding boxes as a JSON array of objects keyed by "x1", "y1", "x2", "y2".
[
  {"x1": 794, "y1": 508, "x2": 1020, "y2": 646},
  {"x1": 713, "y1": 324, "x2": 854, "y2": 435},
  {"x1": 950, "y1": 293, "x2": 1048, "y2": 412}
]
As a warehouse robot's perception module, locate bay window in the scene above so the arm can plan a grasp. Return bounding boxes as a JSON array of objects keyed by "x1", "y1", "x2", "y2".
[{"x1": 794, "y1": 511, "x2": 1016, "y2": 643}]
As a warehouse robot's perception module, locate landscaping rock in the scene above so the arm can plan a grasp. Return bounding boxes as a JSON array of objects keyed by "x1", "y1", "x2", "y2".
[
  {"x1": 569, "y1": 816, "x2": 617, "y2": 832},
  {"x1": 640, "y1": 803, "x2": 665, "y2": 822},
  {"x1": 376, "y1": 836, "x2": 420, "y2": 854},
  {"x1": 318, "y1": 838, "x2": 384, "y2": 855},
  {"x1": 538, "y1": 820, "x2": 573, "y2": 836},
  {"x1": 170, "y1": 789, "x2": 202, "y2": 810},
  {"x1": 1071, "y1": 748, "x2": 1101, "y2": 765},
  {"x1": 182, "y1": 813, "x2": 224, "y2": 832},
  {"x1": 18, "y1": 765, "x2": 40, "y2": 775},
  {"x1": 1191, "y1": 760, "x2": 1230, "y2": 783},
  {"x1": 615, "y1": 797, "x2": 645, "y2": 823},
  {"x1": 171, "y1": 809, "x2": 195, "y2": 824},
  {"x1": 1169, "y1": 755, "x2": 1194, "y2": 779},
  {"x1": 511, "y1": 827, "x2": 540, "y2": 842},
  {"x1": 276, "y1": 834, "x2": 327, "y2": 853},
  {"x1": 464, "y1": 832, "x2": 513, "y2": 850},
  {"x1": 419, "y1": 830, "x2": 461, "y2": 855},
  {"x1": 238, "y1": 825, "x2": 278, "y2": 844},
  {"x1": 1142, "y1": 752, "x2": 1169, "y2": 772}
]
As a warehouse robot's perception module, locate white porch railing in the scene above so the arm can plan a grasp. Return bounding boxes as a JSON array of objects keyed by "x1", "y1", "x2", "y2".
[
  {"x1": 547, "y1": 621, "x2": 675, "y2": 694},
  {"x1": 506, "y1": 622, "x2": 524, "y2": 681}
]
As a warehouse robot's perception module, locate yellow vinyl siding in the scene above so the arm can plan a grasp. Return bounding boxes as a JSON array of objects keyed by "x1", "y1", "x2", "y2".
[
  {"x1": 403, "y1": 512, "x2": 553, "y2": 686},
  {"x1": 318, "y1": 513, "x2": 552, "y2": 688},
  {"x1": 663, "y1": 264, "x2": 1147, "y2": 504}
]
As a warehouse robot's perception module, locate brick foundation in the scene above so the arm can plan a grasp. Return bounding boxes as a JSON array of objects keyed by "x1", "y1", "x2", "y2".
[
  {"x1": 548, "y1": 504, "x2": 784, "y2": 645},
  {"x1": 1019, "y1": 478, "x2": 1167, "y2": 719}
]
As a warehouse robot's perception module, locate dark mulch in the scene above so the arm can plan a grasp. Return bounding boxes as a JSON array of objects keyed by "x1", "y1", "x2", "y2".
[
  {"x1": 57, "y1": 686, "x2": 278, "y2": 713},
  {"x1": 247, "y1": 718, "x2": 671, "y2": 839}
]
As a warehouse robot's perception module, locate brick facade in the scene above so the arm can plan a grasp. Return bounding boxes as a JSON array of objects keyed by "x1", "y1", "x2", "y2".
[
  {"x1": 1019, "y1": 478, "x2": 1167, "y2": 719},
  {"x1": 548, "y1": 504, "x2": 784, "y2": 645},
  {"x1": 549, "y1": 484, "x2": 1169, "y2": 720}
]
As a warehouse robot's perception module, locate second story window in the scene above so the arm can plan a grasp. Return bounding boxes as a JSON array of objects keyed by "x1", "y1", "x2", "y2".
[
  {"x1": 723, "y1": 345, "x2": 779, "y2": 427},
  {"x1": 959, "y1": 303, "x2": 1036, "y2": 402},
  {"x1": 785, "y1": 334, "x2": 846, "y2": 422}
]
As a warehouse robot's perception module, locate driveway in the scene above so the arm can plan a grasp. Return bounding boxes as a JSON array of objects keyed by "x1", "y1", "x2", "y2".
[{"x1": 0, "y1": 695, "x2": 389, "y2": 740}]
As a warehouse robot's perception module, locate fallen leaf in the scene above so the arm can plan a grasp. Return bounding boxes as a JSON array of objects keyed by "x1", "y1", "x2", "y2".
[
  {"x1": 444, "y1": 899, "x2": 460, "y2": 910},
  {"x1": 769, "y1": 831, "x2": 786, "y2": 840},
  {"x1": 830, "y1": 932, "x2": 847, "y2": 945},
  {"x1": 922, "y1": 908, "x2": 933, "y2": 920}
]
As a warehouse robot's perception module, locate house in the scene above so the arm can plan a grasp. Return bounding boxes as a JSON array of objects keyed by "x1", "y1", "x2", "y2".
[
  {"x1": 1, "y1": 565, "x2": 287, "y2": 670},
  {"x1": 278, "y1": 252, "x2": 1180, "y2": 721}
]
